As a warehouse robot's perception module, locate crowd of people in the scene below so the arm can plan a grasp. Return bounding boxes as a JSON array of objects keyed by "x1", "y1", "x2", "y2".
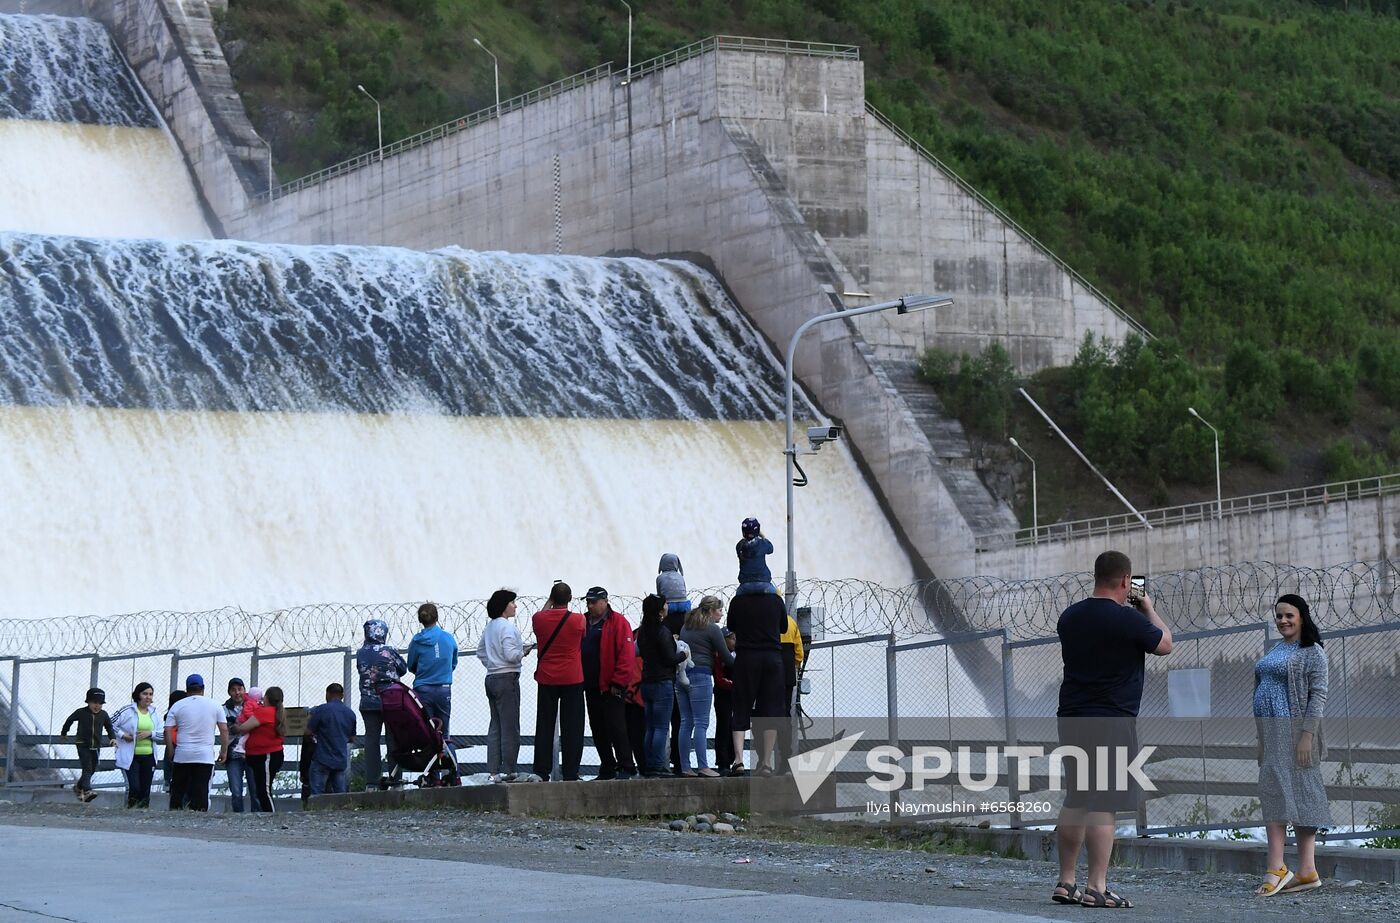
[
  {"x1": 57, "y1": 537, "x2": 1337, "y2": 905},
  {"x1": 60, "y1": 518, "x2": 805, "y2": 806}
]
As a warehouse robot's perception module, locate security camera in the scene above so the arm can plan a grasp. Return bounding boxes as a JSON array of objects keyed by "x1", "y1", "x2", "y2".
[{"x1": 807, "y1": 424, "x2": 843, "y2": 448}]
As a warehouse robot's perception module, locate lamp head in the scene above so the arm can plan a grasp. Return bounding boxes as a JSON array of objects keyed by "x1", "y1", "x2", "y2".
[
  {"x1": 1188, "y1": 407, "x2": 1200, "y2": 418},
  {"x1": 896, "y1": 294, "x2": 954, "y2": 315},
  {"x1": 1008, "y1": 437, "x2": 1020, "y2": 448}
]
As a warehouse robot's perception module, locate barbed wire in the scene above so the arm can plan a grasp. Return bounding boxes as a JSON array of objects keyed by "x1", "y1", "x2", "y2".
[{"x1": 2, "y1": 560, "x2": 1397, "y2": 659}]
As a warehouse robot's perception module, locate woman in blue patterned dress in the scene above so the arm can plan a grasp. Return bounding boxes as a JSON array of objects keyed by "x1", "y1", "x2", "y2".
[{"x1": 1253, "y1": 593, "x2": 1330, "y2": 897}]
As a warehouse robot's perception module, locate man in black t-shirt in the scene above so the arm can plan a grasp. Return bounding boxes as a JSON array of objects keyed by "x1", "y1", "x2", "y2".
[{"x1": 1051, "y1": 551, "x2": 1172, "y2": 910}]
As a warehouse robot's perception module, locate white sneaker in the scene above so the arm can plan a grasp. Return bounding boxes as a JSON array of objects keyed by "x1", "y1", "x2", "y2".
[{"x1": 487, "y1": 773, "x2": 504, "y2": 784}]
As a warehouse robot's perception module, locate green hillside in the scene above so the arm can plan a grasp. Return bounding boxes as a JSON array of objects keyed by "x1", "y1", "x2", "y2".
[{"x1": 218, "y1": 0, "x2": 1400, "y2": 518}]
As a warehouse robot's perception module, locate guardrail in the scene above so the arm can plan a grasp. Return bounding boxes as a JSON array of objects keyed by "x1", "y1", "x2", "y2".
[
  {"x1": 864, "y1": 103, "x2": 1152, "y2": 342},
  {"x1": 256, "y1": 61, "x2": 616, "y2": 201},
  {"x1": 975, "y1": 472, "x2": 1400, "y2": 550},
  {"x1": 256, "y1": 35, "x2": 860, "y2": 203}
]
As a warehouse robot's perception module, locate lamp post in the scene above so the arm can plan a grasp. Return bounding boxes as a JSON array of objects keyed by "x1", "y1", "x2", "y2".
[
  {"x1": 1009, "y1": 437, "x2": 1037, "y2": 540},
  {"x1": 1188, "y1": 407, "x2": 1222, "y2": 519},
  {"x1": 356, "y1": 84, "x2": 382, "y2": 162},
  {"x1": 784, "y1": 294, "x2": 953, "y2": 610},
  {"x1": 261, "y1": 136, "x2": 274, "y2": 196},
  {"x1": 472, "y1": 38, "x2": 500, "y2": 115},
  {"x1": 619, "y1": 1, "x2": 633, "y2": 84}
]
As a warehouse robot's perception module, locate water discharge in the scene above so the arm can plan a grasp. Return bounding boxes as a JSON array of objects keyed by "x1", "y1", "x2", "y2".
[
  {"x1": 0, "y1": 11, "x2": 918, "y2": 621},
  {"x1": 0, "y1": 120, "x2": 211, "y2": 238},
  {"x1": 0, "y1": 407, "x2": 913, "y2": 618}
]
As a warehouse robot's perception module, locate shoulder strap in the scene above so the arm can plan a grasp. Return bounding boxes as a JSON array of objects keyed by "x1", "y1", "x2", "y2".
[{"x1": 536, "y1": 611, "x2": 572, "y2": 664}]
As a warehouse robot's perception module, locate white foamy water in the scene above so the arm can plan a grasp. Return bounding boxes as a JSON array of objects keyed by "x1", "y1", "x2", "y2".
[
  {"x1": 0, "y1": 120, "x2": 211, "y2": 238},
  {"x1": 0, "y1": 407, "x2": 913, "y2": 618}
]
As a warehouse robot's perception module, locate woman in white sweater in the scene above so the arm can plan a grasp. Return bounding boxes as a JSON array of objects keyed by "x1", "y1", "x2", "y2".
[{"x1": 478, "y1": 589, "x2": 529, "y2": 782}]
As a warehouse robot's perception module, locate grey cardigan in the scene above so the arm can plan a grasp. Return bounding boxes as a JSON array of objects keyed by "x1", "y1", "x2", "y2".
[{"x1": 1255, "y1": 643, "x2": 1328, "y2": 761}]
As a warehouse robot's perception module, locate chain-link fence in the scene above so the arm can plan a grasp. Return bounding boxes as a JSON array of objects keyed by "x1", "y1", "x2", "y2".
[{"x1": 2, "y1": 559, "x2": 1398, "y2": 836}]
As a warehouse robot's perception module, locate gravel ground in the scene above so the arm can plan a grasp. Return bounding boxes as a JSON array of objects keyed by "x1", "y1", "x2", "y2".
[{"x1": 0, "y1": 801, "x2": 1393, "y2": 922}]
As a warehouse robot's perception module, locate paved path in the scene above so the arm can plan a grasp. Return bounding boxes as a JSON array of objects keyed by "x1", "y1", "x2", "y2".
[{"x1": 0, "y1": 824, "x2": 1059, "y2": 923}]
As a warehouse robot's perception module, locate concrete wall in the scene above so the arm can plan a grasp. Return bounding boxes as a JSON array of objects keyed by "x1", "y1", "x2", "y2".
[
  {"x1": 92, "y1": 0, "x2": 263, "y2": 228},
  {"x1": 974, "y1": 492, "x2": 1400, "y2": 578}
]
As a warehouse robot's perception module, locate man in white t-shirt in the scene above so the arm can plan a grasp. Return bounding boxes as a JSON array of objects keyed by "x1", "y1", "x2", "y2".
[{"x1": 163, "y1": 674, "x2": 229, "y2": 811}]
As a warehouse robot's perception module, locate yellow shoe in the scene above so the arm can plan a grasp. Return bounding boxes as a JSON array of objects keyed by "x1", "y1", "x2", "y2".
[
  {"x1": 1280, "y1": 872, "x2": 1321, "y2": 894},
  {"x1": 1256, "y1": 865, "x2": 1294, "y2": 897}
]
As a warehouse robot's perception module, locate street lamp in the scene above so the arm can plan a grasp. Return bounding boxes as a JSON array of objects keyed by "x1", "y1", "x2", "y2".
[
  {"x1": 1009, "y1": 437, "x2": 1037, "y2": 540},
  {"x1": 1188, "y1": 407, "x2": 1223, "y2": 519},
  {"x1": 472, "y1": 38, "x2": 500, "y2": 115},
  {"x1": 619, "y1": 1, "x2": 633, "y2": 84},
  {"x1": 784, "y1": 294, "x2": 954, "y2": 610},
  {"x1": 356, "y1": 84, "x2": 382, "y2": 162}
]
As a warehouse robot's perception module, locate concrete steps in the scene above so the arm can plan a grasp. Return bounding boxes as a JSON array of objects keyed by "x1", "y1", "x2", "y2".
[{"x1": 879, "y1": 355, "x2": 1018, "y2": 540}]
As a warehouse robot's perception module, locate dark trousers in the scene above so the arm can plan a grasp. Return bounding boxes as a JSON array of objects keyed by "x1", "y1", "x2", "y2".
[
  {"x1": 125, "y1": 753, "x2": 156, "y2": 807},
  {"x1": 77, "y1": 748, "x2": 99, "y2": 792},
  {"x1": 360, "y1": 708, "x2": 397, "y2": 783},
  {"x1": 714, "y1": 687, "x2": 735, "y2": 768},
  {"x1": 248, "y1": 750, "x2": 285, "y2": 813},
  {"x1": 668, "y1": 698, "x2": 682, "y2": 773},
  {"x1": 625, "y1": 701, "x2": 646, "y2": 771},
  {"x1": 585, "y1": 688, "x2": 636, "y2": 777},
  {"x1": 168, "y1": 762, "x2": 214, "y2": 811},
  {"x1": 532, "y1": 683, "x2": 584, "y2": 781}
]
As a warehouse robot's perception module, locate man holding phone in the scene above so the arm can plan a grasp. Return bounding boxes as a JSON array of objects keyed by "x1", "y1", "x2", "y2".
[{"x1": 1051, "y1": 551, "x2": 1173, "y2": 909}]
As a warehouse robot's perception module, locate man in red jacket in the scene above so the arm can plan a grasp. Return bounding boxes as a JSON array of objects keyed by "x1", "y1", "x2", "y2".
[
  {"x1": 581, "y1": 586, "x2": 639, "y2": 780},
  {"x1": 531, "y1": 581, "x2": 587, "y2": 781}
]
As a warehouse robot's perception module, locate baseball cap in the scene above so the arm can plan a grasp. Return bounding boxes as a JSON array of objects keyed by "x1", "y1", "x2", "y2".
[
  {"x1": 184, "y1": 674, "x2": 205, "y2": 690},
  {"x1": 228, "y1": 677, "x2": 245, "y2": 691},
  {"x1": 85, "y1": 687, "x2": 106, "y2": 703},
  {"x1": 585, "y1": 586, "x2": 608, "y2": 603}
]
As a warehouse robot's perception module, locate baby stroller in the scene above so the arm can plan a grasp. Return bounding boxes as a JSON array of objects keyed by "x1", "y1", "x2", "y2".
[{"x1": 378, "y1": 681, "x2": 461, "y2": 789}]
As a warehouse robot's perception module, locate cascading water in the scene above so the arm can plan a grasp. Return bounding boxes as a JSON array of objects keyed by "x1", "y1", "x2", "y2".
[
  {"x1": 0, "y1": 12, "x2": 917, "y2": 622},
  {"x1": 0, "y1": 232, "x2": 916, "y2": 617},
  {"x1": 0, "y1": 14, "x2": 210, "y2": 238}
]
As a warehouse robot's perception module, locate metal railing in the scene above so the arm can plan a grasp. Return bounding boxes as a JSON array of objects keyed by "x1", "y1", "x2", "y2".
[
  {"x1": 256, "y1": 62, "x2": 616, "y2": 201},
  {"x1": 4, "y1": 571, "x2": 1399, "y2": 838},
  {"x1": 627, "y1": 34, "x2": 859, "y2": 82},
  {"x1": 976, "y1": 472, "x2": 1400, "y2": 550},
  {"x1": 257, "y1": 35, "x2": 859, "y2": 203},
  {"x1": 864, "y1": 102, "x2": 1152, "y2": 342}
]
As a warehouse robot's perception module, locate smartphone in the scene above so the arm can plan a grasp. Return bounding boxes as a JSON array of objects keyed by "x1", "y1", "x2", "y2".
[{"x1": 1130, "y1": 575, "x2": 1146, "y2": 595}]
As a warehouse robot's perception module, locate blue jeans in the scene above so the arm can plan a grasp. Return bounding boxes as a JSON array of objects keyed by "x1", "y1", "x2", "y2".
[
  {"x1": 414, "y1": 684, "x2": 452, "y2": 733},
  {"x1": 736, "y1": 581, "x2": 777, "y2": 596},
  {"x1": 678, "y1": 667, "x2": 714, "y2": 771},
  {"x1": 308, "y1": 761, "x2": 347, "y2": 795},
  {"x1": 641, "y1": 679, "x2": 675, "y2": 773},
  {"x1": 225, "y1": 755, "x2": 254, "y2": 813}
]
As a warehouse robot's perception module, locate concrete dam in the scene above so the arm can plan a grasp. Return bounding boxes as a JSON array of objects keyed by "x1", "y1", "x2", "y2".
[{"x1": 5, "y1": 0, "x2": 1394, "y2": 614}]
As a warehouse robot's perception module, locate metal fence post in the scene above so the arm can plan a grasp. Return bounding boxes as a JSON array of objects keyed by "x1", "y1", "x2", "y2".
[
  {"x1": 249, "y1": 647, "x2": 260, "y2": 688},
  {"x1": 1001, "y1": 631, "x2": 1022, "y2": 829},
  {"x1": 168, "y1": 654, "x2": 180, "y2": 702},
  {"x1": 886, "y1": 632, "x2": 898, "y2": 817},
  {"x1": 343, "y1": 649, "x2": 353, "y2": 709},
  {"x1": 4, "y1": 660, "x2": 18, "y2": 786},
  {"x1": 89, "y1": 655, "x2": 99, "y2": 693}
]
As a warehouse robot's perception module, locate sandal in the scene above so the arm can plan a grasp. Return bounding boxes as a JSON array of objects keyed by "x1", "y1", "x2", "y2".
[
  {"x1": 1279, "y1": 871, "x2": 1320, "y2": 894},
  {"x1": 725, "y1": 762, "x2": 749, "y2": 777},
  {"x1": 1256, "y1": 865, "x2": 1294, "y2": 897},
  {"x1": 1080, "y1": 888, "x2": 1133, "y2": 908},
  {"x1": 1051, "y1": 882, "x2": 1084, "y2": 904}
]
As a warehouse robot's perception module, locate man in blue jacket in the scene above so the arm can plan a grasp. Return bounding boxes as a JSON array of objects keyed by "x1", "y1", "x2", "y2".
[
  {"x1": 306, "y1": 683, "x2": 358, "y2": 795},
  {"x1": 407, "y1": 602, "x2": 458, "y2": 735}
]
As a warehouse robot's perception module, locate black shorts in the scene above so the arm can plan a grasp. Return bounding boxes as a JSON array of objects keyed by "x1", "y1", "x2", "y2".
[
  {"x1": 730, "y1": 649, "x2": 785, "y2": 732},
  {"x1": 1056, "y1": 716, "x2": 1144, "y2": 815}
]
